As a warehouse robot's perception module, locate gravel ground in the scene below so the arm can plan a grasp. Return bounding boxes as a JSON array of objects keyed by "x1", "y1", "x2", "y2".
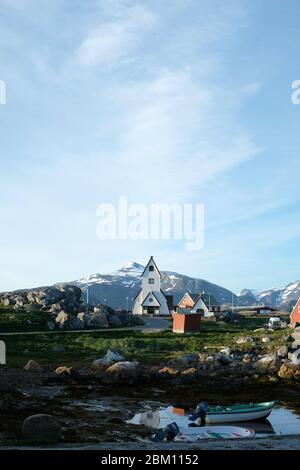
[{"x1": 2, "y1": 435, "x2": 300, "y2": 450}]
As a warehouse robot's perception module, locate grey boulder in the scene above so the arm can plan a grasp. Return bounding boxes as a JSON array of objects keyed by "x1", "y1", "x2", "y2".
[{"x1": 22, "y1": 414, "x2": 61, "y2": 443}]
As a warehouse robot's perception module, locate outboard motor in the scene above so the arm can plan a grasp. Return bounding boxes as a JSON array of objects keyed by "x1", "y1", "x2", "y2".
[
  {"x1": 189, "y1": 401, "x2": 209, "y2": 425},
  {"x1": 151, "y1": 422, "x2": 180, "y2": 442}
]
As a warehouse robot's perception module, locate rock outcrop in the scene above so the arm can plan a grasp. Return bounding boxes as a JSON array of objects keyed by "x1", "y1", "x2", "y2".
[
  {"x1": 22, "y1": 414, "x2": 61, "y2": 443},
  {"x1": 235, "y1": 336, "x2": 255, "y2": 345},
  {"x1": 55, "y1": 366, "x2": 74, "y2": 376},
  {"x1": 277, "y1": 345, "x2": 289, "y2": 358},
  {"x1": 77, "y1": 311, "x2": 109, "y2": 328},
  {"x1": 93, "y1": 349, "x2": 125, "y2": 369},
  {"x1": 289, "y1": 349, "x2": 300, "y2": 365},
  {"x1": 24, "y1": 360, "x2": 43, "y2": 372},
  {"x1": 55, "y1": 311, "x2": 84, "y2": 330},
  {"x1": 104, "y1": 361, "x2": 140, "y2": 382},
  {"x1": 253, "y1": 353, "x2": 280, "y2": 373},
  {"x1": 0, "y1": 285, "x2": 83, "y2": 314},
  {"x1": 278, "y1": 363, "x2": 300, "y2": 380}
]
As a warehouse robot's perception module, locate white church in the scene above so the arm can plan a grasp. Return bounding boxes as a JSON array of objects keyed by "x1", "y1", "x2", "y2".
[{"x1": 133, "y1": 256, "x2": 171, "y2": 316}]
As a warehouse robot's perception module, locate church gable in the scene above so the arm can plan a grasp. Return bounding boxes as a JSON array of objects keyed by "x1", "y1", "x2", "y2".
[
  {"x1": 132, "y1": 256, "x2": 171, "y2": 316},
  {"x1": 141, "y1": 292, "x2": 161, "y2": 307},
  {"x1": 141, "y1": 256, "x2": 162, "y2": 279}
]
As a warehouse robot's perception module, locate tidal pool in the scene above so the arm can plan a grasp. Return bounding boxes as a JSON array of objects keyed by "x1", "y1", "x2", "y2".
[{"x1": 128, "y1": 404, "x2": 300, "y2": 437}]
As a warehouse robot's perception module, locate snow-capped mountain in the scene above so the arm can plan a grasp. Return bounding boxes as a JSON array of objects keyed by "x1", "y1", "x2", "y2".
[
  {"x1": 237, "y1": 289, "x2": 258, "y2": 306},
  {"x1": 257, "y1": 281, "x2": 300, "y2": 309},
  {"x1": 75, "y1": 262, "x2": 145, "y2": 309},
  {"x1": 3, "y1": 260, "x2": 298, "y2": 311},
  {"x1": 73, "y1": 261, "x2": 241, "y2": 310},
  {"x1": 72, "y1": 262, "x2": 300, "y2": 311}
]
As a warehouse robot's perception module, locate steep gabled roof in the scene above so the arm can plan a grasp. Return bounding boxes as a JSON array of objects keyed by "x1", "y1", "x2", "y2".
[
  {"x1": 178, "y1": 291, "x2": 219, "y2": 309},
  {"x1": 178, "y1": 292, "x2": 200, "y2": 305},
  {"x1": 141, "y1": 291, "x2": 161, "y2": 306},
  {"x1": 141, "y1": 256, "x2": 162, "y2": 279},
  {"x1": 290, "y1": 297, "x2": 300, "y2": 320},
  {"x1": 133, "y1": 288, "x2": 142, "y2": 302}
]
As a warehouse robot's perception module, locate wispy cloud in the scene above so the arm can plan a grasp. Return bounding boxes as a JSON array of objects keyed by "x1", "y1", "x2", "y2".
[
  {"x1": 77, "y1": 3, "x2": 157, "y2": 67},
  {"x1": 9, "y1": 0, "x2": 260, "y2": 206},
  {"x1": 107, "y1": 68, "x2": 260, "y2": 201},
  {"x1": 2, "y1": 0, "x2": 297, "y2": 292}
]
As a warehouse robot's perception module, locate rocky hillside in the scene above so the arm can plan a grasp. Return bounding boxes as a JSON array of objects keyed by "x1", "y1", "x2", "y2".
[
  {"x1": 0, "y1": 285, "x2": 83, "y2": 314},
  {"x1": 237, "y1": 289, "x2": 258, "y2": 306},
  {"x1": 0, "y1": 285, "x2": 143, "y2": 331},
  {"x1": 257, "y1": 281, "x2": 300, "y2": 310}
]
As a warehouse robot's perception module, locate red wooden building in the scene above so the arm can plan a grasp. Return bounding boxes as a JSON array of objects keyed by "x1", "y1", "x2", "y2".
[
  {"x1": 290, "y1": 298, "x2": 300, "y2": 326},
  {"x1": 173, "y1": 310, "x2": 201, "y2": 334}
]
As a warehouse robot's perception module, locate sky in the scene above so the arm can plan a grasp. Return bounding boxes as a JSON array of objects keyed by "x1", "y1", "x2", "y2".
[{"x1": 0, "y1": 0, "x2": 300, "y2": 294}]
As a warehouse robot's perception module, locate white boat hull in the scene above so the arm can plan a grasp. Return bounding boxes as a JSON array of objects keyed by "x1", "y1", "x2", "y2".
[
  {"x1": 206, "y1": 408, "x2": 272, "y2": 424},
  {"x1": 174, "y1": 426, "x2": 255, "y2": 442}
]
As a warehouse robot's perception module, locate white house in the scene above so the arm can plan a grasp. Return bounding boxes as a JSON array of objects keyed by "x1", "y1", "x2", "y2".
[
  {"x1": 133, "y1": 256, "x2": 171, "y2": 316},
  {"x1": 177, "y1": 292, "x2": 215, "y2": 318},
  {"x1": 191, "y1": 296, "x2": 212, "y2": 317}
]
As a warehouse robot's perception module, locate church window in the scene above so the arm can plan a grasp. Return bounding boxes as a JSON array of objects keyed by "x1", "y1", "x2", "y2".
[
  {"x1": 149, "y1": 278, "x2": 154, "y2": 284},
  {"x1": 149, "y1": 266, "x2": 154, "y2": 271}
]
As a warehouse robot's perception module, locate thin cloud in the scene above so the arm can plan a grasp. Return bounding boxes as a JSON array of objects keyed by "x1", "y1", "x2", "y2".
[
  {"x1": 77, "y1": 3, "x2": 157, "y2": 67},
  {"x1": 98, "y1": 68, "x2": 260, "y2": 202}
]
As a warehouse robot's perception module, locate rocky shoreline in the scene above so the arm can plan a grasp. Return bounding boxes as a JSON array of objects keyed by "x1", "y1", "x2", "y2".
[
  {"x1": 2, "y1": 318, "x2": 300, "y2": 448},
  {"x1": 1, "y1": 342, "x2": 300, "y2": 448}
]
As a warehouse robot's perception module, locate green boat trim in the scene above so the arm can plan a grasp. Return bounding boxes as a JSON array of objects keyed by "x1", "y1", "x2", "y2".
[{"x1": 207, "y1": 401, "x2": 276, "y2": 415}]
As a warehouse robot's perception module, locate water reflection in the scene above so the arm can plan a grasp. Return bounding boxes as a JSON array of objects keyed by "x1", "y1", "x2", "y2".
[
  {"x1": 128, "y1": 405, "x2": 300, "y2": 437},
  {"x1": 139, "y1": 410, "x2": 161, "y2": 428}
]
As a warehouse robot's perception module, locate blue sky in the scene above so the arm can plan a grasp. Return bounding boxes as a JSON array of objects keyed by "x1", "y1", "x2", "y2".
[{"x1": 0, "y1": 0, "x2": 300, "y2": 293}]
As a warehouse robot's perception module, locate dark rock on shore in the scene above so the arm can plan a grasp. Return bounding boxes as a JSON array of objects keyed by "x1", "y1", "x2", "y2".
[
  {"x1": 22, "y1": 414, "x2": 61, "y2": 444},
  {"x1": 93, "y1": 349, "x2": 125, "y2": 369},
  {"x1": 104, "y1": 361, "x2": 141, "y2": 383},
  {"x1": 24, "y1": 360, "x2": 43, "y2": 372},
  {"x1": 253, "y1": 353, "x2": 280, "y2": 374},
  {"x1": 278, "y1": 363, "x2": 300, "y2": 380}
]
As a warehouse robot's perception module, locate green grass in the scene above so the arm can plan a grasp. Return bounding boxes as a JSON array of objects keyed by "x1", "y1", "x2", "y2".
[
  {"x1": 0, "y1": 317, "x2": 289, "y2": 368},
  {"x1": 0, "y1": 306, "x2": 49, "y2": 332}
]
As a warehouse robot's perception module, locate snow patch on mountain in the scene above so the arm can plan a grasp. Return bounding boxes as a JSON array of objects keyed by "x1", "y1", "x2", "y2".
[
  {"x1": 77, "y1": 274, "x2": 111, "y2": 285},
  {"x1": 281, "y1": 281, "x2": 300, "y2": 301},
  {"x1": 72, "y1": 261, "x2": 300, "y2": 310},
  {"x1": 112, "y1": 261, "x2": 145, "y2": 277}
]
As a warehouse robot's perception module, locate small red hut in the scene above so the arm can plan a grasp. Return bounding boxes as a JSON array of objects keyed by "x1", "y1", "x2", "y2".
[
  {"x1": 290, "y1": 298, "x2": 300, "y2": 326},
  {"x1": 173, "y1": 310, "x2": 201, "y2": 334}
]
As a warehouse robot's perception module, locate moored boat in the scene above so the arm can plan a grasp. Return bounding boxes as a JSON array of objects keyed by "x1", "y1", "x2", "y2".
[
  {"x1": 191, "y1": 401, "x2": 276, "y2": 424},
  {"x1": 174, "y1": 425, "x2": 255, "y2": 442},
  {"x1": 151, "y1": 422, "x2": 255, "y2": 442}
]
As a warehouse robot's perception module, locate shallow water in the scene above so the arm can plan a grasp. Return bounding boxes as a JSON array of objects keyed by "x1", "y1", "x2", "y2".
[{"x1": 128, "y1": 404, "x2": 300, "y2": 438}]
